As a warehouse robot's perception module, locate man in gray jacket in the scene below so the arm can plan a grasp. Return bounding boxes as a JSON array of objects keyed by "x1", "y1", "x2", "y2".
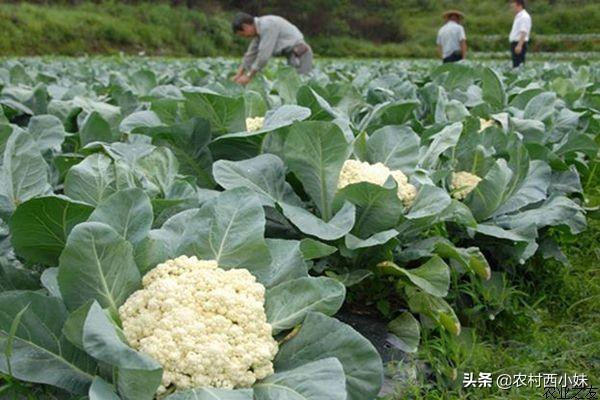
[{"x1": 231, "y1": 13, "x2": 313, "y2": 85}]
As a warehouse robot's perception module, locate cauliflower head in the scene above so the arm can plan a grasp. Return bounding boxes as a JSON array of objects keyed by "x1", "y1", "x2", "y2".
[
  {"x1": 119, "y1": 255, "x2": 278, "y2": 392},
  {"x1": 390, "y1": 170, "x2": 418, "y2": 208},
  {"x1": 450, "y1": 171, "x2": 482, "y2": 200},
  {"x1": 478, "y1": 118, "x2": 496, "y2": 133},
  {"x1": 338, "y1": 159, "x2": 417, "y2": 207},
  {"x1": 246, "y1": 116, "x2": 265, "y2": 132}
]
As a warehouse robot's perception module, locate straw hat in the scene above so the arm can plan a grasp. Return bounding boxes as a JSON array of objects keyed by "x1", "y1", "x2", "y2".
[{"x1": 443, "y1": 10, "x2": 465, "y2": 20}]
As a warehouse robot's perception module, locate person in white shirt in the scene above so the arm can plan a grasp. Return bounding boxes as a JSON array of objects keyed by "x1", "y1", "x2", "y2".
[
  {"x1": 437, "y1": 10, "x2": 467, "y2": 64},
  {"x1": 509, "y1": 0, "x2": 532, "y2": 67}
]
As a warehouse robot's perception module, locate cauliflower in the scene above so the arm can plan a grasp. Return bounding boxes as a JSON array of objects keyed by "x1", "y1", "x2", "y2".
[
  {"x1": 478, "y1": 118, "x2": 496, "y2": 133},
  {"x1": 245, "y1": 116, "x2": 265, "y2": 132},
  {"x1": 450, "y1": 171, "x2": 482, "y2": 200},
  {"x1": 338, "y1": 159, "x2": 417, "y2": 207},
  {"x1": 390, "y1": 170, "x2": 418, "y2": 208},
  {"x1": 119, "y1": 256, "x2": 278, "y2": 392}
]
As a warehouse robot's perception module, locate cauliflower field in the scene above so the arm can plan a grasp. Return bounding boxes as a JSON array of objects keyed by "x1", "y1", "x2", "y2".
[{"x1": 0, "y1": 58, "x2": 597, "y2": 399}]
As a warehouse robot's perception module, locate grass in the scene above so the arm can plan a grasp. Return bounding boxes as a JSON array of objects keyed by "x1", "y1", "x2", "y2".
[
  {"x1": 384, "y1": 162, "x2": 600, "y2": 399},
  {"x1": 0, "y1": 3, "x2": 244, "y2": 57},
  {"x1": 0, "y1": 1, "x2": 597, "y2": 58}
]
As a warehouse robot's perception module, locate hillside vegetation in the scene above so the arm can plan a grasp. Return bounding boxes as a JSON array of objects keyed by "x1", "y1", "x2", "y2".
[{"x1": 0, "y1": 0, "x2": 598, "y2": 57}]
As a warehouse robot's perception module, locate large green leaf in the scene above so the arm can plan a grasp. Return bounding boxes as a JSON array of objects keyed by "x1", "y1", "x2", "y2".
[
  {"x1": 279, "y1": 201, "x2": 356, "y2": 241},
  {"x1": 10, "y1": 195, "x2": 94, "y2": 266},
  {"x1": 165, "y1": 388, "x2": 253, "y2": 400},
  {"x1": 419, "y1": 122, "x2": 463, "y2": 169},
  {"x1": 554, "y1": 131, "x2": 598, "y2": 159},
  {"x1": 494, "y1": 195, "x2": 586, "y2": 234},
  {"x1": 119, "y1": 110, "x2": 163, "y2": 133},
  {"x1": 325, "y1": 269, "x2": 373, "y2": 287},
  {"x1": 254, "y1": 358, "x2": 346, "y2": 400},
  {"x1": 41, "y1": 267, "x2": 61, "y2": 297},
  {"x1": 131, "y1": 69, "x2": 157, "y2": 96},
  {"x1": 185, "y1": 188, "x2": 272, "y2": 278},
  {"x1": 491, "y1": 160, "x2": 551, "y2": 217},
  {"x1": 244, "y1": 90, "x2": 267, "y2": 117},
  {"x1": 0, "y1": 130, "x2": 51, "y2": 217},
  {"x1": 405, "y1": 185, "x2": 452, "y2": 220},
  {"x1": 140, "y1": 118, "x2": 214, "y2": 187},
  {"x1": 63, "y1": 301, "x2": 94, "y2": 351},
  {"x1": 0, "y1": 262, "x2": 40, "y2": 292},
  {"x1": 79, "y1": 112, "x2": 119, "y2": 147},
  {"x1": 388, "y1": 312, "x2": 420, "y2": 353},
  {"x1": 283, "y1": 121, "x2": 351, "y2": 220},
  {"x1": 64, "y1": 153, "x2": 118, "y2": 206},
  {"x1": 260, "y1": 105, "x2": 312, "y2": 131},
  {"x1": 135, "y1": 147, "x2": 178, "y2": 196},
  {"x1": 473, "y1": 224, "x2": 534, "y2": 243},
  {"x1": 378, "y1": 256, "x2": 450, "y2": 297},
  {"x1": 466, "y1": 159, "x2": 514, "y2": 221},
  {"x1": 510, "y1": 88, "x2": 544, "y2": 109},
  {"x1": 297, "y1": 86, "x2": 339, "y2": 121},
  {"x1": 366, "y1": 125, "x2": 421, "y2": 174},
  {"x1": 209, "y1": 135, "x2": 262, "y2": 162},
  {"x1": 83, "y1": 302, "x2": 162, "y2": 400},
  {"x1": 263, "y1": 239, "x2": 308, "y2": 288},
  {"x1": 299, "y1": 238, "x2": 337, "y2": 260},
  {"x1": 523, "y1": 92, "x2": 557, "y2": 122},
  {"x1": 481, "y1": 67, "x2": 506, "y2": 112},
  {"x1": 134, "y1": 208, "x2": 202, "y2": 273},
  {"x1": 88, "y1": 188, "x2": 153, "y2": 245},
  {"x1": 345, "y1": 229, "x2": 398, "y2": 250},
  {"x1": 183, "y1": 91, "x2": 245, "y2": 136},
  {"x1": 362, "y1": 101, "x2": 419, "y2": 133},
  {"x1": 137, "y1": 188, "x2": 272, "y2": 279},
  {"x1": 275, "y1": 312, "x2": 383, "y2": 400},
  {"x1": 265, "y1": 276, "x2": 345, "y2": 334},
  {"x1": 215, "y1": 105, "x2": 311, "y2": 141},
  {"x1": 213, "y1": 154, "x2": 302, "y2": 207},
  {"x1": 432, "y1": 240, "x2": 491, "y2": 280},
  {"x1": 89, "y1": 377, "x2": 120, "y2": 400},
  {"x1": 0, "y1": 291, "x2": 95, "y2": 394},
  {"x1": 406, "y1": 287, "x2": 461, "y2": 335},
  {"x1": 27, "y1": 114, "x2": 66, "y2": 151},
  {"x1": 58, "y1": 222, "x2": 141, "y2": 316},
  {"x1": 273, "y1": 67, "x2": 302, "y2": 104},
  {"x1": 73, "y1": 97, "x2": 122, "y2": 130},
  {"x1": 510, "y1": 117, "x2": 546, "y2": 143},
  {"x1": 337, "y1": 181, "x2": 404, "y2": 238}
]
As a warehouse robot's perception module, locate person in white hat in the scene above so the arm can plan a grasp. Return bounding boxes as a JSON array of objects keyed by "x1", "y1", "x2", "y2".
[
  {"x1": 509, "y1": 0, "x2": 532, "y2": 67},
  {"x1": 231, "y1": 12, "x2": 313, "y2": 85},
  {"x1": 437, "y1": 10, "x2": 467, "y2": 63}
]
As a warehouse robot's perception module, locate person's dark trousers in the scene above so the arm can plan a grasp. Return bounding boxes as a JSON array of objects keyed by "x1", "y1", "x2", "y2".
[
  {"x1": 510, "y1": 41, "x2": 528, "y2": 67},
  {"x1": 443, "y1": 51, "x2": 463, "y2": 63}
]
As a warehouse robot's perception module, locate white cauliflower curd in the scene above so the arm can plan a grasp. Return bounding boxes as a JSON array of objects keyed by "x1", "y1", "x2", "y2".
[
  {"x1": 338, "y1": 159, "x2": 417, "y2": 207},
  {"x1": 119, "y1": 255, "x2": 278, "y2": 392},
  {"x1": 478, "y1": 118, "x2": 496, "y2": 133},
  {"x1": 245, "y1": 116, "x2": 265, "y2": 132},
  {"x1": 450, "y1": 171, "x2": 482, "y2": 200}
]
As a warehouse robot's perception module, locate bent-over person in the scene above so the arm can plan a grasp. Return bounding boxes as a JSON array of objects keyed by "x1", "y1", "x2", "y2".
[{"x1": 231, "y1": 13, "x2": 313, "y2": 85}]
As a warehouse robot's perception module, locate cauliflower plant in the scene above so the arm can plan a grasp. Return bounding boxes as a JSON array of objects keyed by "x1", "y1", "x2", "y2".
[
  {"x1": 245, "y1": 116, "x2": 265, "y2": 132},
  {"x1": 119, "y1": 256, "x2": 278, "y2": 392},
  {"x1": 450, "y1": 171, "x2": 482, "y2": 200},
  {"x1": 338, "y1": 159, "x2": 417, "y2": 207}
]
